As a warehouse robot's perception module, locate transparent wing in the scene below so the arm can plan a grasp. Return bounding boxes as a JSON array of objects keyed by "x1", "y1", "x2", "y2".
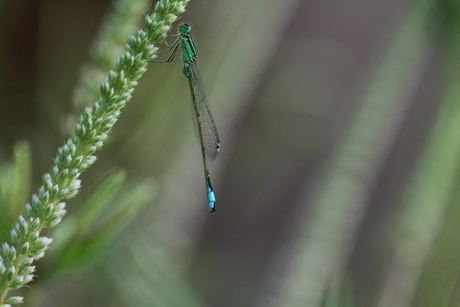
[{"x1": 188, "y1": 60, "x2": 220, "y2": 160}]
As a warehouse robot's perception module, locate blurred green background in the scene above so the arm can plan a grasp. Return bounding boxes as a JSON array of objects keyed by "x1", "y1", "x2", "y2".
[{"x1": 1, "y1": 0, "x2": 460, "y2": 306}]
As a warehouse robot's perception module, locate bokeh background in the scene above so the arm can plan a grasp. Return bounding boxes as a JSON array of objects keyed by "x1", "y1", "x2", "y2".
[{"x1": 1, "y1": 0, "x2": 460, "y2": 306}]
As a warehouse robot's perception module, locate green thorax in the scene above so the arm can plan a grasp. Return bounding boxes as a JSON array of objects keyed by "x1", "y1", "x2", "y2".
[{"x1": 180, "y1": 34, "x2": 197, "y2": 63}]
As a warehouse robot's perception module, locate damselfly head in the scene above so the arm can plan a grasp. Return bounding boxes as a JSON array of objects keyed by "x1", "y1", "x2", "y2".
[{"x1": 179, "y1": 23, "x2": 192, "y2": 34}]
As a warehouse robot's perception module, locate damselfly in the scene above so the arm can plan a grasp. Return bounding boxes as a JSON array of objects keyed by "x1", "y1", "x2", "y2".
[{"x1": 152, "y1": 23, "x2": 220, "y2": 213}]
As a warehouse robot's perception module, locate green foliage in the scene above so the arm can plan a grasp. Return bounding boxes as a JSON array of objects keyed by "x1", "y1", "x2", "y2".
[
  {"x1": 64, "y1": 0, "x2": 152, "y2": 135},
  {"x1": 48, "y1": 170, "x2": 157, "y2": 276},
  {"x1": 0, "y1": 142, "x2": 32, "y2": 243},
  {"x1": 0, "y1": 0, "x2": 190, "y2": 304},
  {"x1": 275, "y1": 0, "x2": 436, "y2": 305}
]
